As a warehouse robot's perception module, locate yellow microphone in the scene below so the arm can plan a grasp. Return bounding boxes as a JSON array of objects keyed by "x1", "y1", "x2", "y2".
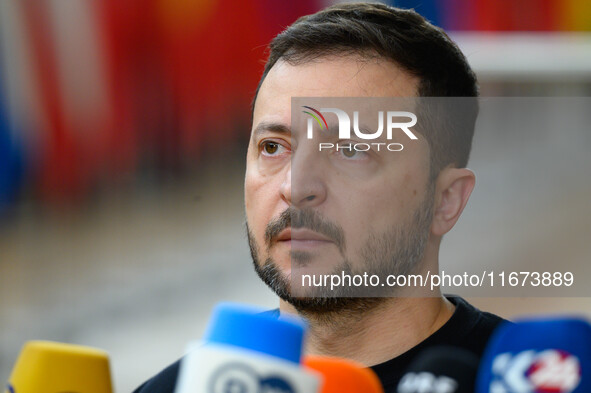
[{"x1": 5, "y1": 340, "x2": 113, "y2": 393}]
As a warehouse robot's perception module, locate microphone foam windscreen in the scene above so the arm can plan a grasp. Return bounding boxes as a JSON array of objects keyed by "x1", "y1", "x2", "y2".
[
  {"x1": 304, "y1": 356, "x2": 384, "y2": 393},
  {"x1": 203, "y1": 302, "x2": 307, "y2": 363},
  {"x1": 6, "y1": 340, "x2": 113, "y2": 393}
]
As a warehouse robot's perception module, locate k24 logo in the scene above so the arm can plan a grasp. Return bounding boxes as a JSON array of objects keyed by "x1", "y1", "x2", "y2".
[{"x1": 489, "y1": 349, "x2": 581, "y2": 393}]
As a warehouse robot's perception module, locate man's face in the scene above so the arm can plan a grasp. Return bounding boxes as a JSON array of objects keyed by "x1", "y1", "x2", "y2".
[{"x1": 244, "y1": 55, "x2": 433, "y2": 310}]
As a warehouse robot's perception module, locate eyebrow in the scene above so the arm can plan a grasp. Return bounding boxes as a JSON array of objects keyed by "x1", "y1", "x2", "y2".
[
  {"x1": 252, "y1": 121, "x2": 291, "y2": 137},
  {"x1": 251, "y1": 121, "x2": 375, "y2": 139}
]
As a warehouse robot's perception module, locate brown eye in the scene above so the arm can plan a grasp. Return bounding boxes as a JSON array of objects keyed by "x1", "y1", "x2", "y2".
[
  {"x1": 262, "y1": 141, "x2": 280, "y2": 155},
  {"x1": 342, "y1": 146, "x2": 356, "y2": 158}
]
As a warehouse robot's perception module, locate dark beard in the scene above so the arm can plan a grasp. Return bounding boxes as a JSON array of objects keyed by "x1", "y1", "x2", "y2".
[
  {"x1": 251, "y1": 256, "x2": 387, "y2": 316},
  {"x1": 246, "y1": 181, "x2": 435, "y2": 315}
]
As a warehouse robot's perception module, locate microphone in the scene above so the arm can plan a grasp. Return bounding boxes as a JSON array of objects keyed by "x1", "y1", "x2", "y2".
[
  {"x1": 476, "y1": 317, "x2": 591, "y2": 393},
  {"x1": 174, "y1": 302, "x2": 321, "y2": 393},
  {"x1": 396, "y1": 346, "x2": 480, "y2": 393},
  {"x1": 5, "y1": 340, "x2": 113, "y2": 393},
  {"x1": 304, "y1": 355, "x2": 384, "y2": 393}
]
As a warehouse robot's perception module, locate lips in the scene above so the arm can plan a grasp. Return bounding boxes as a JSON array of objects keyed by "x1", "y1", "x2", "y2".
[{"x1": 276, "y1": 228, "x2": 333, "y2": 243}]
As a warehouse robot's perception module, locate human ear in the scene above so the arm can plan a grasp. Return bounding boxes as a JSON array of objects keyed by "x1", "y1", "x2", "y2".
[{"x1": 431, "y1": 168, "x2": 475, "y2": 237}]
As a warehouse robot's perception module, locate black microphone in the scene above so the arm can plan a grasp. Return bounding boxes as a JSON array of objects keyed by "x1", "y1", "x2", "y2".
[{"x1": 397, "y1": 346, "x2": 479, "y2": 393}]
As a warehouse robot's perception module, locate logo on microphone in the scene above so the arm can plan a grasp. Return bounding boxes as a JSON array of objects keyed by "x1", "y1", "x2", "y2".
[
  {"x1": 208, "y1": 362, "x2": 295, "y2": 393},
  {"x1": 490, "y1": 350, "x2": 581, "y2": 393},
  {"x1": 398, "y1": 372, "x2": 458, "y2": 393}
]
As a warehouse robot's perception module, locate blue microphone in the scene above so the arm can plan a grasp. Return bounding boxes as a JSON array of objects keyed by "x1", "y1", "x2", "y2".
[
  {"x1": 174, "y1": 303, "x2": 321, "y2": 393},
  {"x1": 476, "y1": 317, "x2": 591, "y2": 393}
]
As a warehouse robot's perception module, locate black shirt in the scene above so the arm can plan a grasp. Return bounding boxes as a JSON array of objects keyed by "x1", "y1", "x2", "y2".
[{"x1": 133, "y1": 296, "x2": 506, "y2": 393}]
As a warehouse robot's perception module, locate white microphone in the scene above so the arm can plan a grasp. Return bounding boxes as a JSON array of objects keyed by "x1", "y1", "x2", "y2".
[{"x1": 174, "y1": 303, "x2": 321, "y2": 393}]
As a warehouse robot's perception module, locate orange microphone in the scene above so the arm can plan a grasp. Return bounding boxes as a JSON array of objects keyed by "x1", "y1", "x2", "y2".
[{"x1": 304, "y1": 355, "x2": 384, "y2": 393}]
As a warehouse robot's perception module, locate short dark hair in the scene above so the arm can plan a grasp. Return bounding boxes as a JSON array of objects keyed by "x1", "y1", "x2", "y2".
[{"x1": 253, "y1": 2, "x2": 479, "y2": 174}]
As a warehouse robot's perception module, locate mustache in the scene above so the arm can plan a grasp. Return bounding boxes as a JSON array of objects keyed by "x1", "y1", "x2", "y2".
[{"x1": 264, "y1": 207, "x2": 345, "y2": 253}]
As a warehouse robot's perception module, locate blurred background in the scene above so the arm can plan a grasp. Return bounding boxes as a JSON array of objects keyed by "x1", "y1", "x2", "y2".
[{"x1": 1, "y1": 0, "x2": 590, "y2": 391}]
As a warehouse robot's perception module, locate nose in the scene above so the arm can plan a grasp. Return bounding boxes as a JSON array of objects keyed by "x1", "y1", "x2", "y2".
[{"x1": 280, "y1": 150, "x2": 327, "y2": 208}]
